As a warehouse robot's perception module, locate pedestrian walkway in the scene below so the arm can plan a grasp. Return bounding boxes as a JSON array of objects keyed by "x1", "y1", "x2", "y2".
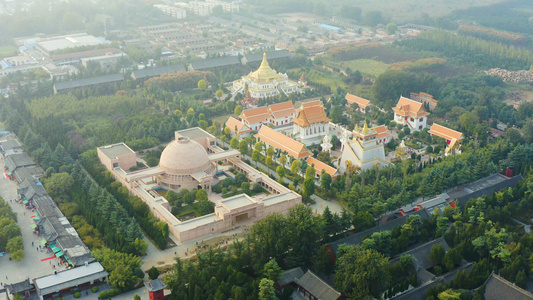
[{"x1": 0, "y1": 155, "x2": 67, "y2": 287}]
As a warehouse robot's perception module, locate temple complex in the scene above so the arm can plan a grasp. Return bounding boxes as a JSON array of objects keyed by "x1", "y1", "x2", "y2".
[
  {"x1": 97, "y1": 127, "x2": 301, "y2": 243},
  {"x1": 232, "y1": 52, "x2": 300, "y2": 99},
  {"x1": 338, "y1": 122, "x2": 389, "y2": 172}
]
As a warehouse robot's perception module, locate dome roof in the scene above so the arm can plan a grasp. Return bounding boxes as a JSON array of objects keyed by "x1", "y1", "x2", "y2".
[
  {"x1": 250, "y1": 52, "x2": 279, "y2": 81},
  {"x1": 159, "y1": 137, "x2": 211, "y2": 175}
]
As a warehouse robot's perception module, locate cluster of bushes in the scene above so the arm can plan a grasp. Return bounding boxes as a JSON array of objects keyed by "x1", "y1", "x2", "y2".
[{"x1": 99, "y1": 289, "x2": 120, "y2": 299}]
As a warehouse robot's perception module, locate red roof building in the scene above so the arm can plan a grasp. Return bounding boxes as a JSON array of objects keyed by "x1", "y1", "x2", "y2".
[
  {"x1": 392, "y1": 96, "x2": 430, "y2": 131},
  {"x1": 345, "y1": 93, "x2": 372, "y2": 114},
  {"x1": 293, "y1": 100, "x2": 332, "y2": 142},
  {"x1": 428, "y1": 123, "x2": 463, "y2": 155},
  {"x1": 255, "y1": 126, "x2": 312, "y2": 160}
]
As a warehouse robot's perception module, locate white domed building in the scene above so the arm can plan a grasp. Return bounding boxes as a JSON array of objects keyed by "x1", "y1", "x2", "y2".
[
  {"x1": 98, "y1": 127, "x2": 302, "y2": 243},
  {"x1": 232, "y1": 52, "x2": 300, "y2": 99},
  {"x1": 158, "y1": 135, "x2": 217, "y2": 191}
]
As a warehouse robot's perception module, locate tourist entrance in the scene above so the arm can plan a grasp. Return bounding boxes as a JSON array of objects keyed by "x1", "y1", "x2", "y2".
[{"x1": 235, "y1": 213, "x2": 248, "y2": 222}]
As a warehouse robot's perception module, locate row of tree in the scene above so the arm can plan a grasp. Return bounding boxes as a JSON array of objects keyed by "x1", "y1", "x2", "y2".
[
  {"x1": 80, "y1": 150, "x2": 170, "y2": 250},
  {"x1": 0, "y1": 198, "x2": 24, "y2": 261},
  {"x1": 397, "y1": 29, "x2": 533, "y2": 70},
  {"x1": 0, "y1": 101, "x2": 149, "y2": 291}
]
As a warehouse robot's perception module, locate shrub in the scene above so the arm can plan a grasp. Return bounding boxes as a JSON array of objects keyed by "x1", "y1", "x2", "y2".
[
  {"x1": 134, "y1": 267, "x2": 145, "y2": 279},
  {"x1": 74, "y1": 292, "x2": 81, "y2": 298},
  {"x1": 91, "y1": 286, "x2": 99, "y2": 293},
  {"x1": 99, "y1": 291, "x2": 109, "y2": 299},
  {"x1": 108, "y1": 289, "x2": 118, "y2": 297}
]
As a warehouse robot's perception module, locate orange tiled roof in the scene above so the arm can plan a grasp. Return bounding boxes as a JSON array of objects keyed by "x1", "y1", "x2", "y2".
[
  {"x1": 428, "y1": 123, "x2": 463, "y2": 141},
  {"x1": 269, "y1": 101, "x2": 294, "y2": 112},
  {"x1": 346, "y1": 93, "x2": 372, "y2": 108},
  {"x1": 255, "y1": 126, "x2": 312, "y2": 159},
  {"x1": 269, "y1": 101, "x2": 295, "y2": 119},
  {"x1": 419, "y1": 92, "x2": 434, "y2": 98},
  {"x1": 226, "y1": 117, "x2": 250, "y2": 134},
  {"x1": 271, "y1": 109, "x2": 295, "y2": 119},
  {"x1": 307, "y1": 157, "x2": 338, "y2": 179},
  {"x1": 392, "y1": 96, "x2": 429, "y2": 118},
  {"x1": 240, "y1": 106, "x2": 270, "y2": 124},
  {"x1": 301, "y1": 100, "x2": 322, "y2": 108},
  {"x1": 374, "y1": 125, "x2": 392, "y2": 139},
  {"x1": 293, "y1": 101, "x2": 331, "y2": 127}
]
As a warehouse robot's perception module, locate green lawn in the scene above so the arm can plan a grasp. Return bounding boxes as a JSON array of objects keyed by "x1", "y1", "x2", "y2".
[
  {"x1": 175, "y1": 204, "x2": 200, "y2": 219},
  {"x1": 0, "y1": 45, "x2": 17, "y2": 58},
  {"x1": 155, "y1": 189, "x2": 168, "y2": 197},
  {"x1": 327, "y1": 59, "x2": 390, "y2": 78}
]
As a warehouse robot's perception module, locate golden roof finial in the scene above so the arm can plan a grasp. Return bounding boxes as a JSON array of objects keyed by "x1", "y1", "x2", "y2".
[
  {"x1": 361, "y1": 120, "x2": 369, "y2": 135},
  {"x1": 251, "y1": 51, "x2": 277, "y2": 80},
  {"x1": 260, "y1": 51, "x2": 269, "y2": 68}
]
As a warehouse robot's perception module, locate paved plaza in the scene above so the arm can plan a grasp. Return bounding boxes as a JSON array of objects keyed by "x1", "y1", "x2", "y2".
[{"x1": 0, "y1": 155, "x2": 67, "y2": 288}]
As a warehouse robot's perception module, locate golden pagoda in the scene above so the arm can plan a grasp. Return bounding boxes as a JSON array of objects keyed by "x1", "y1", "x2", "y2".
[
  {"x1": 232, "y1": 52, "x2": 300, "y2": 99},
  {"x1": 250, "y1": 52, "x2": 279, "y2": 81}
]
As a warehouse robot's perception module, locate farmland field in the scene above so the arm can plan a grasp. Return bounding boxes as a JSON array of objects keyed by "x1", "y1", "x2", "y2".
[
  {"x1": 0, "y1": 45, "x2": 17, "y2": 58},
  {"x1": 290, "y1": 67, "x2": 348, "y2": 91},
  {"x1": 327, "y1": 59, "x2": 390, "y2": 78},
  {"x1": 278, "y1": 0, "x2": 507, "y2": 23}
]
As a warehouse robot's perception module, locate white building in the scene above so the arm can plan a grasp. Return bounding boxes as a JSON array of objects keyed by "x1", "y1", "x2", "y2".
[
  {"x1": 153, "y1": 4, "x2": 187, "y2": 19},
  {"x1": 292, "y1": 100, "x2": 331, "y2": 143},
  {"x1": 232, "y1": 53, "x2": 300, "y2": 99},
  {"x1": 338, "y1": 122, "x2": 389, "y2": 172},
  {"x1": 268, "y1": 101, "x2": 296, "y2": 127},
  {"x1": 238, "y1": 101, "x2": 296, "y2": 132},
  {"x1": 185, "y1": 0, "x2": 239, "y2": 16},
  {"x1": 392, "y1": 96, "x2": 430, "y2": 131},
  {"x1": 225, "y1": 116, "x2": 251, "y2": 138},
  {"x1": 374, "y1": 125, "x2": 392, "y2": 144},
  {"x1": 239, "y1": 106, "x2": 271, "y2": 131}
]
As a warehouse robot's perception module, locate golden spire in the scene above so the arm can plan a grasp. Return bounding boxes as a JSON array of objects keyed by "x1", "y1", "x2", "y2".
[
  {"x1": 260, "y1": 51, "x2": 269, "y2": 68},
  {"x1": 361, "y1": 120, "x2": 369, "y2": 135},
  {"x1": 251, "y1": 51, "x2": 278, "y2": 80}
]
